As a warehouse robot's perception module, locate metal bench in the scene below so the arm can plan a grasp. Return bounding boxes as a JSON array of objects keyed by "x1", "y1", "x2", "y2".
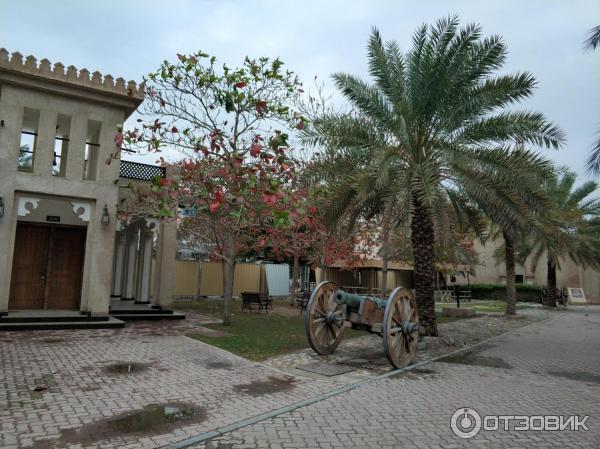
[{"x1": 241, "y1": 292, "x2": 271, "y2": 313}]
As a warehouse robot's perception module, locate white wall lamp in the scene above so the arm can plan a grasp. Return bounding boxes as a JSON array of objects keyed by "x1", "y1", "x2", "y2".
[{"x1": 100, "y1": 204, "x2": 110, "y2": 226}]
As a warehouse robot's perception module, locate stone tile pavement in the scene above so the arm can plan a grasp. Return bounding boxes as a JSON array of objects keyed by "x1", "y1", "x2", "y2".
[
  {"x1": 191, "y1": 306, "x2": 600, "y2": 449},
  {"x1": 263, "y1": 307, "x2": 556, "y2": 384},
  {"x1": 0, "y1": 313, "x2": 336, "y2": 449},
  {"x1": 1, "y1": 307, "x2": 597, "y2": 449}
]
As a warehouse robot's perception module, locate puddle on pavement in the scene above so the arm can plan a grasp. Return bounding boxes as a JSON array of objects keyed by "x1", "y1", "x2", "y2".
[
  {"x1": 233, "y1": 375, "x2": 298, "y2": 396},
  {"x1": 208, "y1": 443, "x2": 235, "y2": 449},
  {"x1": 101, "y1": 362, "x2": 150, "y2": 375},
  {"x1": 206, "y1": 360, "x2": 234, "y2": 370},
  {"x1": 33, "y1": 402, "x2": 207, "y2": 448},
  {"x1": 439, "y1": 351, "x2": 513, "y2": 369},
  {"x1": 42, "y1": 338, "x2": 65, "y2": 343},
  {"x1": 547, "y1": 370, "x2": 600, "y2": 384}
]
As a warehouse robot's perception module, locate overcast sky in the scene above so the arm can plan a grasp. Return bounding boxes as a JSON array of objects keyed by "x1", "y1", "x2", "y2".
[{"x1": 1, "y1": 0, "x2": 599, "y2": 180}]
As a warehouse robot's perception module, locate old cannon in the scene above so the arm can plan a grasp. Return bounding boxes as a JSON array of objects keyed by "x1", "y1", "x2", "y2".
[{"x1": 304, "y1": 282, "x2": 419, "y2": 368}]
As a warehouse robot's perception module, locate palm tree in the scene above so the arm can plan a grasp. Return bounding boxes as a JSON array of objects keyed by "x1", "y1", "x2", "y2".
[
  {"x1": 584, "y1": 25, "x2": 600, "y2": 176},
  {"x1": 303, "y1": 17, "x2": 564, "y2": 335},
  {"x1": 524, "y1": 169, "x2": 600, "y2": 307}
]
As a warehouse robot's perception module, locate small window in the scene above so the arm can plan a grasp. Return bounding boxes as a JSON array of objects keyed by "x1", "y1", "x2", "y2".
[
  {"x1": 84, "y1": 120, "x2": 102, "y2": 181},
  {"x1": 515, "y1": 275, "x2": 524, "y2": 284},
  {"x1": 53, "y1": 114, "x2": 71, "y2": 177},
  {"x1": 18, "y1": 108, "x2": 40, "y2": 172}
]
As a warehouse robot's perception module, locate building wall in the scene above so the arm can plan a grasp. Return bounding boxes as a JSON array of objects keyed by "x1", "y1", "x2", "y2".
[
  {"x1": 469, "y1": 239, "x2": 600, "y2": 303},
  {"x1": 0, "y1": 62, "x2": 140, "y2": 314}
]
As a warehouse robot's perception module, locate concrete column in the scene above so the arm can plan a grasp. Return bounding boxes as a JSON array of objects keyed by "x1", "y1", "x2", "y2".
[
  {"x1": 0, "y1": 98, "x2": 24, "y2": 313},
  {"x1": 65, "y1": 113, "x2": 87, "y2": 180},
  {"x1": 80, "y1": 201, "x2": 118, "y2": 316},
  {"x1": 111, "y1": 232, "x2": 126, "y2": 297},
  {"x1": 152, "y1": 219, "x2": 176, "y2": 309},
  {"x1": 98, "y1": 112, "x2": 124, "y2": 185},
  {"x1": 33, "y1": 110, "x2": 57, "y2": 177},
  {"x1": 123, "y1": 227, "x2": 139, "y2": 300},
  {"x1": 136, "y1": 230, "x2": 153, "y2": 303}
]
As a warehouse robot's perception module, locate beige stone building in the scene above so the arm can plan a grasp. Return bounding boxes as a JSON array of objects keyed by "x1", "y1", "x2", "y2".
[
  {"x1": 463, "y1": 239, "x2": 600, "y2": 303},
  {"x1": 0, "y1": 49, "x2": 177, "y2": 328}
]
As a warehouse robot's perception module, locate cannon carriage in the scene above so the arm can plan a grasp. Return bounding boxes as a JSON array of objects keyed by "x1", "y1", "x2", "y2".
[{"x1": 304, "y1": 281, "x2": 420, "y2": 368}]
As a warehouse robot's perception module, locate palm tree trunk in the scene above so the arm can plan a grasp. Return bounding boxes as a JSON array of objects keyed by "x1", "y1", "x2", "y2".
[
  {"x1": 221, "y1": 232, "x2": 236, "y2": 326},
  {"x1": 503, "y1": 228, "x2": 517, "y2": 316},
  {"x1": 545, "y1": 256, "x2": 557, "y2": 308},
  {"x1": 410, "y1": 195, "x2": 438, "y2": 336},
  {"x1": 381, "y1": 251, "x2": 388, "y2": 299},
  {"x1": 380, "y1": 212, "x2": 390, "y2": 299}
]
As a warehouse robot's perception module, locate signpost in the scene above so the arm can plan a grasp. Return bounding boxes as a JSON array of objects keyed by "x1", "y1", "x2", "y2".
[{"x1": 567, "y1": 288, "x2": 587, "y2": 305}]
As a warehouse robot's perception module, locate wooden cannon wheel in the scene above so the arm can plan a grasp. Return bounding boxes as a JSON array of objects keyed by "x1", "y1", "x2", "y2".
[
  {"x1": 383, "y1": 287, "x2": 419, "y2": 368},
  {"x1": 304, "y1": 281, "x2": 345, "y2": 355}
]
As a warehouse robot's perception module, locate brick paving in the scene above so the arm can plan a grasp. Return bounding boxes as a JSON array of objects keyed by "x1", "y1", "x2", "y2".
[
  {"x1": 191, "y1": 306, "x2": 600, "y2": 449},
  {"x1": 2, "y1": 307, "x2": 598, "y2": 449},
  {"x1": 0, "y1": 313, "x2": 335, "y2": 449},
  {"x1": 264, "y1": 307, "x2": 555, "y2": 384}
]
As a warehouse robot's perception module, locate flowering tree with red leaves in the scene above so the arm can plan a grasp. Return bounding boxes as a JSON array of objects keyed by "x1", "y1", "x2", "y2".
[
  {"x1": 264, "y1": 182, "x2": 381, "y2": 303},
  {"x1": 119, "y1": 51, "x2": 308, "y2": 325}
]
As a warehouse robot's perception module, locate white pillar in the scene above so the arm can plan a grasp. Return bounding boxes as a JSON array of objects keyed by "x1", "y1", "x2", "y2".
[
  {"x1": 123, "y1": 228, "x2": 139, "y2": 300},
  {"x1": 111, "y1": 232, "x2": 126, "y2": 297},
  {"x1": 136, "y1": 231, "x2": 153, "y2": 303}
]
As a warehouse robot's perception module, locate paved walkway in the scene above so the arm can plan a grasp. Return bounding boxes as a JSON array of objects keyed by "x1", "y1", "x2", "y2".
[
  {"x1": 191, "y1": 306, "x2": 600, "y2": 449},
  {"x1": 1, "y1": 307, "x2": 598, "y2": 448},
  {"x1": 0, "y1": 314, "x2": 335, "y2": 449}
]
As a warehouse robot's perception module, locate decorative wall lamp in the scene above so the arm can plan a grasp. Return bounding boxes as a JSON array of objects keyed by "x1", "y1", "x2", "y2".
[
  {"x1": 100, "y1": 204, "x2": 110, "y2": 226},
  {"x1": 0, "y1": 197, "x2": 4, "y2": 219}
]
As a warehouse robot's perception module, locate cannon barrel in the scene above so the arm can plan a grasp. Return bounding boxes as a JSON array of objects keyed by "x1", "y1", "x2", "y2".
[{"x1": 334, "y1": 290, "x2": 387, "y2": 309}]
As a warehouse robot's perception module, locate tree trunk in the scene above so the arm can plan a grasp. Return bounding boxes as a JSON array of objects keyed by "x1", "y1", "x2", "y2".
[
  {"x1": 503, "y1": 228, "x2": 517, "y2": 316},
  {"x1": 410, "y1": 195, "x2": 438, "y2": 336},
  {"x1": 381, "y1": 251, "x2": 388, "y2": 299},
  {"x1": 545, "y1": 256, "x2": 557, "y2": 308},
  {"x1": 380, "y1": 212, "x2": 390, "y2": 299},
  {"x1": 221, "y1": 232, "x2": 236, "y2": 326},
  {"x1": 196, "y1": 258, "x2": 203, "y2": 300},
  {"x1": 291, "y1": 253, "x2": 300, "y2": 306}
]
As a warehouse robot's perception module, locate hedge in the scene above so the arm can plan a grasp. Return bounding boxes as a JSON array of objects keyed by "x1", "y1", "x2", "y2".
[{"x1": 458, "y1": 283, "x2": 542, "y2": 303}]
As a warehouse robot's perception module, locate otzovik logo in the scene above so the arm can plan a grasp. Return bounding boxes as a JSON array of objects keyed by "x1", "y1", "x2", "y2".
[
  {"x1": 451, "y1": 407, "x2": 590, "y2": 439},
  {"x1": 450, "y1": 408, "x2": 482, "y2": 439}
]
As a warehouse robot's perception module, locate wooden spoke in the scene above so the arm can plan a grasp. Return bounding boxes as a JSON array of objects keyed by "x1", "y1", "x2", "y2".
[
  {"x1": 383, "y1": 287, "x2": 419, "y2": 369},
  {"x1": 304, "y1": 281, "x2": 345, "y2": 355}
]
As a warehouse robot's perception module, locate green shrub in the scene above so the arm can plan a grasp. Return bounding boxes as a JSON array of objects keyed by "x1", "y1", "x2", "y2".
[{"x1": 458, "y1": 283, "x2": 542, "y2": 303}]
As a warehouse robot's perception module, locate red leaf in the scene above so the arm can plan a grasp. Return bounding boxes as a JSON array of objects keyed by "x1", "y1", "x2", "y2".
[
  {"x1": 262, "y1": 193, "x2": 277, "y2": 207},
  {"x1": 209, "y1": 201, "x2": 221, "y2": 213},
  {"x1": 234, "y1": 82, "x2": 247, "y2": 89},
  {"x1": 255, "y1": 100, "x2": 267, "y2": 115},
  {"x1": 214, "y1": 189, "x2": 224, "y2": 203},
  {"x1": 171, "y1": 126, "x2": 178, "y2": 133},
  {"x1": 160, "y1": 178, "x2": 170, "y2": 186},
  {"x1": 296, "y1": 120, "x2": 304, "y2": 130},
  {"x1": 250, "y1": 143, "x2": 261, "y2": 157}
]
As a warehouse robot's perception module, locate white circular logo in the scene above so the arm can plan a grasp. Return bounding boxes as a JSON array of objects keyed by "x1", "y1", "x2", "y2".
[{"x1": 451, "y1": 407, "x2": 482, "y2": 439}]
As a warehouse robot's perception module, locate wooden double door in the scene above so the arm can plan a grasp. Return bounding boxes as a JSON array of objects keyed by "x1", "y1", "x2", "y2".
[{"x1": 9, "y1": 223, "x2": 86, "y2": 310}]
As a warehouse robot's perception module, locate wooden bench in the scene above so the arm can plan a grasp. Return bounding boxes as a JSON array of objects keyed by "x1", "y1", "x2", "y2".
[{"x1": 241, "y1": 292, "x2": 271, "y2": 313}]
